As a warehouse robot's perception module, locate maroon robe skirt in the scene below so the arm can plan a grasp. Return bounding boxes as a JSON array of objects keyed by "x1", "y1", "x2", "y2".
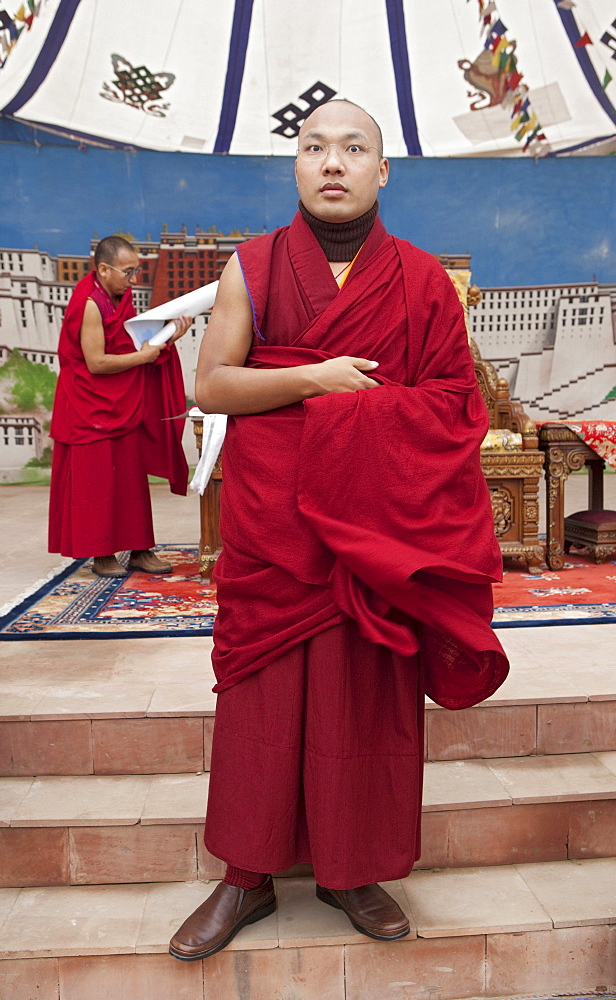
[
  {"x1": 204, "y1": 618, "x2": 424, "y2": 889},
  {"x1": 48, "y1": 427, "x2": 155, "y2": 558}
]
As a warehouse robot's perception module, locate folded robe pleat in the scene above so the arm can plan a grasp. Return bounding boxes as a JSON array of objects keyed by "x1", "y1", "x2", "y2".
[{"x1": 205, "y1": 620, "x2": 424, "y2": 889}]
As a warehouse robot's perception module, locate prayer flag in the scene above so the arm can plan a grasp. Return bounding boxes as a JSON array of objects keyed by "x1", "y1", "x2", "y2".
[
  {"x1": 575, "y1": 32, "x2": 592, "y2": 47},
  {"x1": 501, "y1": 89, "x2": 515, "y2": 110},
  {"x1": 506, "y1": 70, "x2": 523, "y2": 91},
  {"x1": 515, "y1": 114, "x2": 537, "y2": 141},
  {"x1": 484, "y1": 18, "x2": 507, "y2": 50},
  {"x1": 523, "y1": 124, "x2": 541, "y2": 149},
  {"x1": 481, "y1": 17, "x2": 491, "y2": 38},
  {"x1": 498, "y1": 50, "x2": 513, "y2": 72},
  {"x1": 603, "y1": 69, "x2": 613, "y2": 90},
  {"x1": 0, "y1": 11, "x2": 19, "y2": 39},
  {"x1": 491, "y1": 36, "x2": 508, "y2": 65}
]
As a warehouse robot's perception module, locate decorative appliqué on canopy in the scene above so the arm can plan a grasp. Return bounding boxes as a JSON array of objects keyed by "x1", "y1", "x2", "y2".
[
  {"x1": 100, "y1": 54, "x2": 175, "y2": 117},
  {"x1": 271, "y1": 81, "x2": 337, "y2": 138}
]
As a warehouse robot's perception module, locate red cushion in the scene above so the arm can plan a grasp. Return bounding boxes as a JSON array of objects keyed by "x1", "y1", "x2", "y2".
[{"x1": 566, "y1": 509, "x2": 616, "y2": 527}]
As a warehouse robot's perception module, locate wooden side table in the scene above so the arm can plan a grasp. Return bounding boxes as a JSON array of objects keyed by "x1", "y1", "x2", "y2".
[
  {"x1": 538, "y1": 422, "x2": 607, "y2": 570},
  {"x1": 191, "y1": 416, "x2": 222, "y2": 581}
]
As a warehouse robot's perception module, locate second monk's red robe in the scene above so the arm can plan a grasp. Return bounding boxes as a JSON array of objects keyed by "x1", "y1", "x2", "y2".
[
  {"x1": 212, "y1": 213, "x2": 508, "y2": 711},
  {"x1": 49, "y1": 272, "x2": 188, "y2": 557}
]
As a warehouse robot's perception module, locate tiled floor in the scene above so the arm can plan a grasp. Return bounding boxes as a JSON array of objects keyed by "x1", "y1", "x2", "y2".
[{"x1": 0, "y1": 483, "x2": 202, "y2": 611}]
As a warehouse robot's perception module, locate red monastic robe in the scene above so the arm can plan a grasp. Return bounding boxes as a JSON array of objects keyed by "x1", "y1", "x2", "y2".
[
  {"x1": 204, "y1": 214, "x2": 509, "y2": 887},
  {"x1": 48, "y1": 272, "x2": 187, "y2": 558}
]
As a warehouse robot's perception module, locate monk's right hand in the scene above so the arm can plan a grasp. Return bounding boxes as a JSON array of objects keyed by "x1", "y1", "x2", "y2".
[
  {"x1": 139, "y1": 340, "x2": 162, "y2": 364},
  {"x1": 308, "y1": 356, "x2": 380, "y2": 395}
]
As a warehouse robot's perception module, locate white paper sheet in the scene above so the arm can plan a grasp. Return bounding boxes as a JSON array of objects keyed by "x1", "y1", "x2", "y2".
[
  {"x1": 189, "y1": 409, "x2": 227, "y2": 496},
  {"x1": 124, "y1": 281, "x2": 219, "y2": 348}
]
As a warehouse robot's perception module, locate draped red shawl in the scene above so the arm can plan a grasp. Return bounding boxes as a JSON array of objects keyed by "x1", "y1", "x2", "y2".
[
  {"x1": 50, "y1": 271, "x2": 187, "y2": 495},
  {"x1": 212, "y1": 214, "x2": 508, "y2": 709}
]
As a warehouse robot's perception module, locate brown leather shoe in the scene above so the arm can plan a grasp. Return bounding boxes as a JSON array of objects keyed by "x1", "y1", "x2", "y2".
[
  {"x1": 169, "y1": 878, "x2": 276, "y2": 961},
  {"x1": 127, "y1": 549, "x2": 172, "y2": 574},
  {"x1": 316, "y1": 883, "x2": 410, "y2": 941},
  {"x1": 92, "y1": 556, "x2": 127, "y2": 578}
]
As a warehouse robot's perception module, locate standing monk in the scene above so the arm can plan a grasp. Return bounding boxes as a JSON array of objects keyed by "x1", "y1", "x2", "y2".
[
  {"x1": 49, "y1": 235, "x2": 191, "y2": 577},
  {"x1": 170, "y1": 100, "x2": 509, "y2": 960}
]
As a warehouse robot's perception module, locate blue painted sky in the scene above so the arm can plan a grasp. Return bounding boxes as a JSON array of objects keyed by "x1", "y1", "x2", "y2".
[{"x1": 0, "y1": 134, "x2": 614, "y2": 287}]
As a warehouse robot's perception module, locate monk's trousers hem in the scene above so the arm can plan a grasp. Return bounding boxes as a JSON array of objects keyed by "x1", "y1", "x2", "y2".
[
  {"x1": 204, "y1": 619, "x2": 424, "y2": 890},
  {"x1": 48, "y1": 428, "x2": 155, "y2": 558}
]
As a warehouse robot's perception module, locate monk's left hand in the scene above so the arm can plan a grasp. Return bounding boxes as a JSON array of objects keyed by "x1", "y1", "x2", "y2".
[{"x1": 168, "y1": 315, "x2": 193, "y2": 344}]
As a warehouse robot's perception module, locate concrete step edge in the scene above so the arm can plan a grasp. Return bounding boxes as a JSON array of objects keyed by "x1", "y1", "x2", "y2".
[
  {"x1": 1, "y1": 858, "x2": 615, "y2": 962},
  {"x1": 3, "y1": 752, "x2": 616, "y2": 830}
]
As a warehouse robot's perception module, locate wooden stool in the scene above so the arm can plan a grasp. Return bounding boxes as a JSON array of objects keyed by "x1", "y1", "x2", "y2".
[
  {"x1": 564, "y1": 509, "x2": 616, "y2": 564},
  {"x1": 538, "y1": 423, "x2": 608, "y2": 570}
]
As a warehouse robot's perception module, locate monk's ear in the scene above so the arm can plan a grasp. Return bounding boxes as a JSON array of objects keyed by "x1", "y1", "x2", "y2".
[
  {"x1": 294, "y1": 158, "x2": 299, "y2": 187},
  {"x1": 379, "y1": 158, "x2": 389, "y2": 188}
]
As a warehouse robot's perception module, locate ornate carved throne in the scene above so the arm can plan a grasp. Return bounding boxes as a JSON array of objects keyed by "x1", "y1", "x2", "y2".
[
  {"x1": 444, "y1": 268, "x2": 544, "y2": 574},
  {"x1": 473, "y1": 340, "x2": 544, "y2": 574}
]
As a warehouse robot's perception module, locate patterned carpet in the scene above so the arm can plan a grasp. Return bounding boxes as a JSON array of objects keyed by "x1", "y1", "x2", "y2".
[
  {"x1": 0, "y1": 546, "x2": 216, "y2": 640},
  {"x1": 493, "y1": 995, "x2": 616, "y2": 1000},
  {"x1": 0, "y1": 545, "x2": 614, "y2": 640},
  {"x1": 492, "y1": 551, "x2": 616, "y2": 628}
]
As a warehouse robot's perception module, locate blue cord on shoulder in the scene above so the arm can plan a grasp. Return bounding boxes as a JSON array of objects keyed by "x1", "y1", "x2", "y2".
[{"x1": 236, "y1": 251, "x2": 266, "y2": 342}]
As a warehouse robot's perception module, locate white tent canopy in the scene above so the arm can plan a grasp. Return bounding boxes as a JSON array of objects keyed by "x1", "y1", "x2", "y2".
[{"x1": 1, "y1": 0, "x2": 615, "y2": 157}]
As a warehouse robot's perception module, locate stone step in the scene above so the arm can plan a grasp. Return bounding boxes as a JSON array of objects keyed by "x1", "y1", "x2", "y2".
[
  {"x1": 2, "y1": 754, "x2": 616, "y2": 888},
  {"x1": 1, "y1": 859, "x2": 615, "y2": 999},
  {"x1": 2, "y1": 626, "x2": 615, "y2": 777},
  {"x1": 1, "y1": 690, "x2": 615, "y2": 777}
]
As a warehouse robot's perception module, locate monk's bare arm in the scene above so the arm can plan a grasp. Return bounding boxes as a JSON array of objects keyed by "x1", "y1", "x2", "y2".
[
  {"x1": 195, "y1": 254, "x2": 379, "y2": 415},
  {"x1": 80, "y1": 300, "x2": 162, "y2": 374}
]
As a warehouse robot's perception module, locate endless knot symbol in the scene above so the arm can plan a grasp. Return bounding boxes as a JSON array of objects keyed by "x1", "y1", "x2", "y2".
[
  {"x1": 271, "y1": 81, "x2": 337, "y2": 138},
  {"x1": 100, "y1": 54, "x2": 175, "y2": 118}
]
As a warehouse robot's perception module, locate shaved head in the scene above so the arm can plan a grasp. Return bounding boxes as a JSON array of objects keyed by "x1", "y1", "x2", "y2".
[
  {"x1": 294, "y1": 98, "x2": 389, "y2": 223},
  {"x1": 94, "y1": 235, "x2": 136, "y2": 268},
  {"x1": 300, "y1": 99, "x2": 383, "y2": 156}
]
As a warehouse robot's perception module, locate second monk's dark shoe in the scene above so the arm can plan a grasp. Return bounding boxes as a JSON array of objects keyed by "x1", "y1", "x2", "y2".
[
  {"x1": 316, "y1": 882, "x2": 410, "y2": 940},
  {"x1": 169, "y1": 877, "x2": 276, "y2": 961}
]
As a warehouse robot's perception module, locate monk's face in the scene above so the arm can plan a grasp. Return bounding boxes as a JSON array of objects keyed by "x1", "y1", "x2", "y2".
[
  {"x1": 97, "y1": 248, "x2": 140, "y2": 301},
  {"x1": 295, "y1": 102, "x2": 389, "y2": 223}
]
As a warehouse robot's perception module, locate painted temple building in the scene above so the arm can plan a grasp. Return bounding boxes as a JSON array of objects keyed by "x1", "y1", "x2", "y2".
[
  {"x1": 1, "y1": 232, "x2": 614, "y2": 479},
  {"x1": 470, "y1": 282, "x2": 616, "y2": 421}
]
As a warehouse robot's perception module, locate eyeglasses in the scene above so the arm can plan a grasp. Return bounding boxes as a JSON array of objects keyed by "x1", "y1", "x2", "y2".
[
  {"x1": 296, "y1": 142, "x2": 382, "y2": 161},
  {"x1": 107, "y1": 264, "x2": 142, "y2": 278}
]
